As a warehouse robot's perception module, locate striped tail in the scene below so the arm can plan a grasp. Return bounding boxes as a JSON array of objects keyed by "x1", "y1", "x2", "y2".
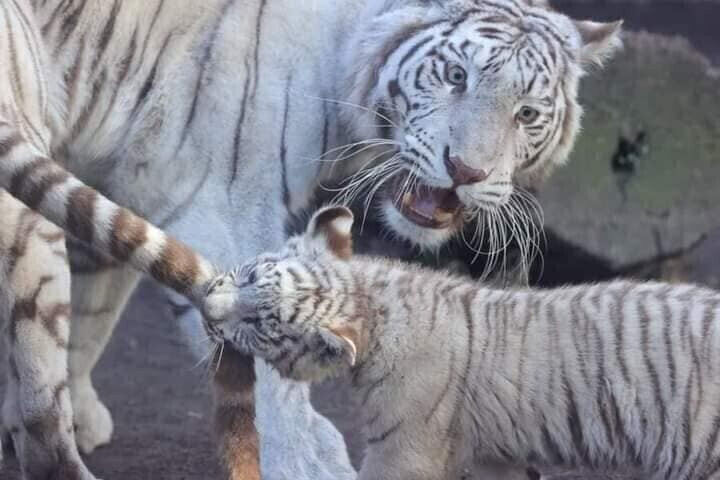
[{"x1": 0, "y1": 125, "x2": 218, "y2": 305}]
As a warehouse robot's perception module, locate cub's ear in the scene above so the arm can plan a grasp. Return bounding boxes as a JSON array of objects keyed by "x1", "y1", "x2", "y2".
[
  {"x1": 574, "y1": 19, "x2": 623, "y2": 67},
  {"x1": 306, "y1": 206, "x2": 354, "y2": 260},
  {"x1": 319, "y1": 326, "x2": 358, "y2": 367}
]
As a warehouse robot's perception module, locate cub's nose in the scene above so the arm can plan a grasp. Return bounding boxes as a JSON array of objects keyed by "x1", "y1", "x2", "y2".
[{"x1": 444, "y1": 149, "x2": 489, "y2": 186}]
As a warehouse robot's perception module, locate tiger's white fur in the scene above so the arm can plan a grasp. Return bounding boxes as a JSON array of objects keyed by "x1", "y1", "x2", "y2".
[
  {"x1": 0, "y1": 192, "x2": 95, "y2": 480},
  {"x1": 0, "y1": 0, "x2": 620, "y2": 478},
  {"x1": 0, "y1": 3, "x2": 233, "y2": 478},
  {"x1": 206, "y1": 206, "x2": 720, "y2": 480}
]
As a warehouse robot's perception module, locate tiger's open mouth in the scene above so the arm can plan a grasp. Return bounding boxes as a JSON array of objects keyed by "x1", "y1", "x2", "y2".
[{"x1": 387, "y1": 172, "x2": 462, "y2": 229}]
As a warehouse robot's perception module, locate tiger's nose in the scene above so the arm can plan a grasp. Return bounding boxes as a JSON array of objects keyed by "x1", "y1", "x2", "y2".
[{"x1": 443, "y1": 151, "x2": 489, "y2": 186}]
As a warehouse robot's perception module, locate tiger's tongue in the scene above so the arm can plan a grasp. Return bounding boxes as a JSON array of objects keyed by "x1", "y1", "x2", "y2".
[{"x1": 408, "y1": 192, "x2": 443, "y2": 218}]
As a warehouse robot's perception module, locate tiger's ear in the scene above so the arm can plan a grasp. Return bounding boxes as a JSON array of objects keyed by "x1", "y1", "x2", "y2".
[
  {"x1": 574, "y1": 19, "x2": 623, "y2": 67},
  {"x1": 322, "y1": 326, "x2": 358, "y2": 367},
  {"x1": 306, "y1": 206, "x2": 354, "y2": 260}
]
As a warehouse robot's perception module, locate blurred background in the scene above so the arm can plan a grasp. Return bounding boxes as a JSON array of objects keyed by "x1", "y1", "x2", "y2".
[
  {"x1": 531, "y1": 0, "x2": 720, "y2": 290},
  {"x1": 2, "y1": 2, "x2": 717, "y2": 479}
]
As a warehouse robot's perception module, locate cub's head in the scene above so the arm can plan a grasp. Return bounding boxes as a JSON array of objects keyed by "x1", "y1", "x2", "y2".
[
  {"x1": 203, "y1": 207, "x2": 360, "y2": 382},
  {"x1": 337, "y1": 0, "x2": 622, "y2": 248}
]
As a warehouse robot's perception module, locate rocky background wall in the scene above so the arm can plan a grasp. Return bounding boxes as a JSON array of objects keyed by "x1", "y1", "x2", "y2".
[{"x1": 540, "y1": 1, "x2": 720, "y2": 290}]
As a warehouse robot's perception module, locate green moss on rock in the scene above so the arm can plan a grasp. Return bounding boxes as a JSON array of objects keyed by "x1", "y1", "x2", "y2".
[{"x1": 540, "y1": 32, "x2": 720, "y2": 268}]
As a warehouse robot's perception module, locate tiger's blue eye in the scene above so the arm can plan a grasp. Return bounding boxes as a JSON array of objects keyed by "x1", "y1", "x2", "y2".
[
  {"x1": 248, "y1": 270, "x2": 257, "y2": 283},
  {"x1": 446, "y1": 64, "x2": 467, "y2": 86},
  {"x1": 517, "y1": 106, "x2": 540, "y2": 124}
]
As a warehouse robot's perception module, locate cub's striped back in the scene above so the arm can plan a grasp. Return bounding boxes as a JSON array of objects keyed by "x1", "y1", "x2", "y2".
[{"x1": 205, "y1": 206, "x2": 720, "y2": 480}]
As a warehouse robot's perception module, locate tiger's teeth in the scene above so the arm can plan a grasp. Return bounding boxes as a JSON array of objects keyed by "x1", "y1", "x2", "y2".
[
  {"x1": 433, "y1": 210, "x2": 454, "y2": 224},
  {"x1": 402, "y1": 193, "x2": 414, "y2": 208}
]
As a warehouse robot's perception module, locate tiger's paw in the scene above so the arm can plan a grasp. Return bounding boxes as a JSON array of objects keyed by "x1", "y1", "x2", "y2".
[
  {"x1": 41, "y1": 460, "x2": 101, "y2": 480},
  {"x1": 27, "y1": 457, "x2": 101, "y2": 480},
  {"x1": 1, "y1": 418, "x2": 100, "y2": 480},
  {"x1": 71, "y1": 386, "x2": 113, "y2": 455}
]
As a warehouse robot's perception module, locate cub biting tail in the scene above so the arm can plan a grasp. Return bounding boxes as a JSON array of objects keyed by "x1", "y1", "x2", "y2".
[{"x1": 205, "y1": 206, "x2": 720, "y2": 480}]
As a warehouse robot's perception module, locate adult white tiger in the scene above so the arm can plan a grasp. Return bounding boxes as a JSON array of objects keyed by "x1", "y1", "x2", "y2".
[{"x1": 0, "y1": 0, "x2": 621, "y2": 479}]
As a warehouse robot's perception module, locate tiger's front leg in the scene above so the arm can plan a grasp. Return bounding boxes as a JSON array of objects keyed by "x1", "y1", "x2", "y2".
[
  {"x1": 0, "y1": 190, "x2": 97, "y2": 480},
  {"x1": 65, "y1": 250, "x2": 141, "y2": 456},
  {"x1": 254, "y1": 360, "x2": 357, "y2": 480}
]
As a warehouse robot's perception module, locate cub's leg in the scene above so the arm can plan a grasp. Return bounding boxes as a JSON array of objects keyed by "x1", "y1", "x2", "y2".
[
  {"x1": 358, "y1": 438, "x2": 534, "y2": 480},
  {"x1": 358, "y1": 443, "x2": 445, "y2": 480},
  {"x1": 65, "y1": 244, "x2": 141, "y2": 454},
  {"x1": 0, "y1": 190, "x2": 96, "y2": 480},
  {"x1": 472, "y1": 464, "x2": 541, "y2": 479}
]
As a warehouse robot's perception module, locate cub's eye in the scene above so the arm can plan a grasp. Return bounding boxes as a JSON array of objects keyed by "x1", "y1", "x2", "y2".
[
  {"x1": 248, "y1": 269, "x2": 257, "y2": 284},
  {"x1": 516, "y1": 106, "x2": 540, "y2": 124},
  {"x1": 208, "y1": 275, "x2": 229, "y2": 294},
  {"x1": 446, "y1": 64, "x2": 467, "y2": 86}
]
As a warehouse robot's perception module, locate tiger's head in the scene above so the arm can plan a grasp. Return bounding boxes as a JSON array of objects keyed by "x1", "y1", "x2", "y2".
[
  {"x1": 336, "y1": 0, "x2": 622, "y2": 248},
  {"x1": 203, "y1": 206, "x2": 361, "y2": 382}
]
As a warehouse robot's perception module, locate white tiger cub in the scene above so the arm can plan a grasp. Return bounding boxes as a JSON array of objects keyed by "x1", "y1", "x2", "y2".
[{"x1": 205, "y1": 206, "x2": 720, "y2": 480}]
